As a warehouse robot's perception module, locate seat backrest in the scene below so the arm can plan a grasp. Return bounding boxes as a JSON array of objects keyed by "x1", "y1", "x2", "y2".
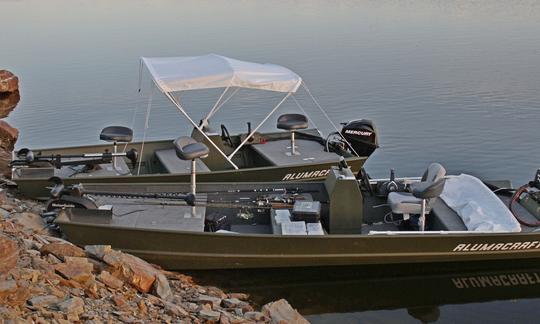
[
  {"x1": 411, "y1": 178, "x2": 446, "y2": 199},
  {"x1": 421, "y1": 163, "x2": 446, "y2": 182}
]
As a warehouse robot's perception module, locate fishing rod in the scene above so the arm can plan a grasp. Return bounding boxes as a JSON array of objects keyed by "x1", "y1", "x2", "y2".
[
  {"x1": 11, "y1": 148, "x2": 139, "y2": 169},
  {"x1": 46, "y1": 178, "x2": 325, "y2": 212}
]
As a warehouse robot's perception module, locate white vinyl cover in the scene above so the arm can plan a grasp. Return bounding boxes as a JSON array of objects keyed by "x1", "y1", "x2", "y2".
[
  {"x1": 440, "y1": 174, "x2": 521, "y2": 232},
  {"x1": 141, "y1": 54, "x2": 302, "y2": 93}
]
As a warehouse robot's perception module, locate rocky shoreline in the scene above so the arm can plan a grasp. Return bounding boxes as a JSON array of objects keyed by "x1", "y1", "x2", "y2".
[
  {"x1": 0, "y1": 185, "x2": 308, "y2": 323},
  {"x1": 0, "y1": 71, "x2": 309, "y2": 323}
]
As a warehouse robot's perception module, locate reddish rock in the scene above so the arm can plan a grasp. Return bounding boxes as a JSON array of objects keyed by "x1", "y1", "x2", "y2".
[
  {"x1": 103, "y1": 250, "x2": 159, "y2": 293},
  {"x1": 0, "y1": 120, "x2": 17, "y2": 150},
  {"x1": 0, "y1": 90, "x2": 20, "y2": 118},
  {"x1": 14, "y1": 212, "x2": 46, "y2": 234},
  {"x1": 97, "y1": 270, "x2": 123, "y2": 290},
  {"x1": 0, "y1": 70, "x2": 19, "y2": 93},
  {"x1": 41, "y1": 242, "x2": 86, "y2": 261},
  {"x1": 0, "y1": 233, "x2": 18, "y2": 274},
  {"x1": 54, "y1": 257, "x2": 94, "y2": 284},
  {"x1": 0, "y1": 280, "x2": 17, "y2": 296},
  {"x1": 262, "y1": 299, "x2": 309, "y2": 324},
  {"x1": 112, "y1": 295, "x2": 129, "y2": 310}
]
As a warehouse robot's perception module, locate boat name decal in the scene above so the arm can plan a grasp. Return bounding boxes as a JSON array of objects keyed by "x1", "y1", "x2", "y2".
[
  {"x1": 344, "y1": 129, "x2": 372, "y2": 137},
  {"x1": 453, "y1": 241, "x2": 540, "y2": 252},
  {"x1": 282, "y1": 169, "x2": 330, "y2": 181},
  {"x1": 452, "y1": 272, "x2": 540, "y2": 289}
]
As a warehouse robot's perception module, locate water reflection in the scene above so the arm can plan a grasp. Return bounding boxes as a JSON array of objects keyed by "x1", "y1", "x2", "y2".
[{"x1": 190, "y1": 260, "x2": 540, "y2": 322}]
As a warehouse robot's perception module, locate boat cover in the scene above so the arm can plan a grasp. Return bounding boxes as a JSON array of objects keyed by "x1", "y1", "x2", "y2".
[
  {"x1": 440, "y1": 174, "x2": 521, "y2": 232},
  {"x1": 141, "y1": 54, "x2": 302, "y2": 93}
]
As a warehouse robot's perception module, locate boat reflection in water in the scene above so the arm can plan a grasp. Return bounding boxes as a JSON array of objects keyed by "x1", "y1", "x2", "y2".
[{"x1": 189, "y1": 260, "x2": 540, "y2": 322}]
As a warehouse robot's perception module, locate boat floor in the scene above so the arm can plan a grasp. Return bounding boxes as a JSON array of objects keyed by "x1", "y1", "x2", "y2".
[
  {"x1": 86, "y1": 196, "x2": 208, "y2": 232},
  {"x1": 251, "y1": 139, "x2": 341, "y2": 166}
]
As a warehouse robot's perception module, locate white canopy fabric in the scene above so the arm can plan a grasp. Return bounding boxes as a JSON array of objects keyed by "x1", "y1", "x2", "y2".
[{"x1": 141, "y1": 54, "x2": 302, "y2": 93}]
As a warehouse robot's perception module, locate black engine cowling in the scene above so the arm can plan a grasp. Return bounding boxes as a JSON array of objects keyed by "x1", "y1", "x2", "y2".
[{"x1": 340, "y1": 119, "x2": 378, "y2": 156}]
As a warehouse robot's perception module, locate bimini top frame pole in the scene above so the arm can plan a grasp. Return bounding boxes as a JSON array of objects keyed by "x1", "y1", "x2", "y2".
[
  {"x1": 163, "y1": 92, "x2": 240, "y2": 170},
  {"x1": 227, "y1": 92, "x2": 292, "y2": 160}
]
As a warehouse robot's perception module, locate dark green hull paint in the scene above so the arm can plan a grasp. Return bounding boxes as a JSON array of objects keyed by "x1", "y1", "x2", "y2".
[{"x1": 55, "y1": 216, "x2": 540, "y2": 270}]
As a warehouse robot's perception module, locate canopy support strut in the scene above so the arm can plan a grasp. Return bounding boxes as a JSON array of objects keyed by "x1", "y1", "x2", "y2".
[
  {"x1": 164, "y1": 92, "x2": 239, "y2": 170},
  {"x1": 301, "y1": 83, "x2": 361, "y2": 157},
  {"x1": 228, "y1": 92, "x2": 292, "y2": 160}
]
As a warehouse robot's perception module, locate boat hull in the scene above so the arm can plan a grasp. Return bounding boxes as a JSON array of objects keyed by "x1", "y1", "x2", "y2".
[
  {"x1": 17, "y1": 157, "x2": 365, "y2": 199},
  {"x1": 55, "y1": 214, "x2": 540, "y2": 270}
]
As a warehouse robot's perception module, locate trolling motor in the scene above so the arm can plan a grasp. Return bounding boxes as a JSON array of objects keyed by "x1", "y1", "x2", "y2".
[
  {"x1": 11, "y1": 148, "x2": 139, "y2": 169},
  {"x1": 45, "y1": 177, "x2": 196, "y2": 212},
  {"x1": 509, "y1": 169, "x2": 540, "y2": 226}
]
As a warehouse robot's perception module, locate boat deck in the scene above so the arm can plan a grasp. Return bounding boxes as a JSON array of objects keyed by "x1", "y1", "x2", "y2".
[
  {"x1": 252, "y1": 139, "x2": 341, "y2": 166},
  {"x1": 79, "y1": 196, "x2": 208, "y2": 232}
]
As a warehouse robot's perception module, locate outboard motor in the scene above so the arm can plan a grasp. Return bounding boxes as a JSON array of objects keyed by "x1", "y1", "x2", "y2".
[{"x1": 339, "y1": 119, "x2": 378, "y2": 156}]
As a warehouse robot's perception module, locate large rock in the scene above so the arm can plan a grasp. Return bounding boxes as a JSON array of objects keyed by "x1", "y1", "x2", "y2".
[
  {"x1": 97, "y1": 270, "x2": 123, "y2": 289},
  {"x1": 0, "y1": 70, "x2": 19, "y2": 93},
  {"x1": 41, "y1": 242, "x2": 86, "y2": 261},
  {"x1": 54, "y1": 257, "x2": 94, "y2": 284},
  {"x1": 0, "y1": 90, "x2": 20, "y2": 118},
  {"x1": 0, "y1": 120, "x2": 18, "y2": 178},
  {"x1": 0, "y1": 233, "x2": 18, "y2": 274},
  {"x1": 0, "y1": 120, "x2": 18, "y2": 151},
  {"x1": 102, "y1": 250, "x2": 162, "y2": 293},
  {"x1": 14, "y1": 212, "x2": 48, "y2": 234},
  {"x1": 262, "y1": 299, "x2": 309, "y2": 324},
  {"x1": 56, "y1": 296, "x2": 85, "y2": 321},
  {"x1": 27, "y1": 295, "x2": 59, "y2": 307}
]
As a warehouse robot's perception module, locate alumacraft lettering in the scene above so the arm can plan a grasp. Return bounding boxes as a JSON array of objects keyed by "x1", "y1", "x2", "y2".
[
  {"x1": 452, "y1": 272, "x2": 540, "y2": 289},
  {"x1": 453, "y1": 241, "x2": 540, "y2": 252},
  {"x1": 282, "y1": 169, "x2": 330, "y2": 181}
]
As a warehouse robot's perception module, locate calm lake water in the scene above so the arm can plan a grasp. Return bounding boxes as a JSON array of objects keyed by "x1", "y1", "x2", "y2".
[{"x1": 2, "y1": 0, "x2": 540, "y2": 321}]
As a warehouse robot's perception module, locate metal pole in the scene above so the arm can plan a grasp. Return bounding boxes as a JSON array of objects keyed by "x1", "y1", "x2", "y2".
[
  {"x1": 191, "y1": 159, "x2": 196, "y2": 194},
  {"x1": 164, "y1": 92, "x2": 239, "y2": 170},
  {"x1": 113, "y1": 142, "x2": 118, "y2": 170},
  {"x1": 420, "y1": 199, "x2": 426, "y2": 231},
  {"x1": 228, "y1": 92, "x2": 292, "y2": 159},
  {"x1": 290, "y1": 131, "x2": 296, "y2": 155}
]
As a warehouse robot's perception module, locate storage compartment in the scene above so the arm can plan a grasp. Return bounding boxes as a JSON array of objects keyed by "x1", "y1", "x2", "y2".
[{"x1": 292, "y1": 200, "x2": 321, "y2": 223}]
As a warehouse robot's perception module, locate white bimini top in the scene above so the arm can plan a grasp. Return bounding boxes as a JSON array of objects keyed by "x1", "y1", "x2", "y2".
[{"x1": 141, "y1": 54, "x2": 302, "y2": 93}]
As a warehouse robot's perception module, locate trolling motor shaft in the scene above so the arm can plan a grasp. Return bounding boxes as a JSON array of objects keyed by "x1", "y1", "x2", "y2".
[{"x1": 11, "y1": 148, "x2": 139, "y2": 169}]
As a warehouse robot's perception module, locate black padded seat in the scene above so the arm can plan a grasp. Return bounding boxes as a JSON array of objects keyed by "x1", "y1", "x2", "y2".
[
  {"x1": 100, "y1": 126, "x2": 133, "y2": 143},
  {"x1": 174, "y1": 137, "x2": 209, "y2": 161},
  {"x1": 277, "y1": 114, "x2": 308, "y2": 130}
]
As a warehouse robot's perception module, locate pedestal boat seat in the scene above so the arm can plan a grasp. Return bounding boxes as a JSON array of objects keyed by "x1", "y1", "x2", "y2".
[
  {"x1": 387, "y1": 163, "x2": 447, "y2": 231},
  {"x1": 99, "y1": 126, "x2": 134, "y2": 171},
  {"x1": 99, "y1": 126, "x2": 134, "y2": 143},
  {"x1": 277, "y1": 114, "x2": 308, "y2": 156},
  {"x1": 174, "y1": 137, "x2": 209, "y2": 194}
]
